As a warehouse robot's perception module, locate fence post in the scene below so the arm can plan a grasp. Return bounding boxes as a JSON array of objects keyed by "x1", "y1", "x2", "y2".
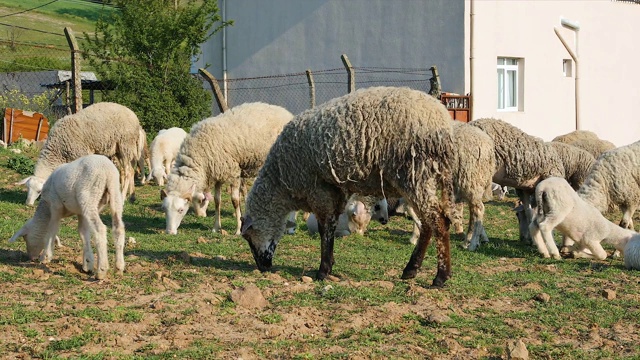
[
  {"x1": 198, "y1": 68, "x2": 229, "y2": 113},
  {"x1": 340, "y1": 54, "x2": 355, "y2": 93},
  {"x1": 64, "y1": 27, "x2": 82, "y2": 113},
  {"x1": 428, "y1": 65, "x2": 442, "y2": 100},
  {"x1": 305, "y1": 69, "x2": 315, "y2": 109}
]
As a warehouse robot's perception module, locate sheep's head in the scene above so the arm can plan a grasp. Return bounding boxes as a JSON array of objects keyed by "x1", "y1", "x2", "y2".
[
  {"x1": 372, "y1": 198, "x2": 389, "y2": 225},
  {"x1": 192, "y1": 191, "x2": 212, "y2": 218},
  {"x1": 16, "y1": 176, "x2": 44, "y2": 206},
  {"x1": 241, "y1": 214, "x2": 281, "y2": 272},
  {"x1": 9, "y1": 219, "x2": 45, "y2": 261},
  {"x1": 160, "y1": 183, "x2": 196, "y2": 235},
  {"x1": 347, "y1": 201, "x2": 371, "y2": 235}
]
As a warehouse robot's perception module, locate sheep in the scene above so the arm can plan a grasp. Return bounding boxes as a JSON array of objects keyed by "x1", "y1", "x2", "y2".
[
  {"x1": 528, "y1": 176, "x2": 636, "y2": 260},
  {"x1": 9, "y1": 155, "x2": 125, "y2": 280},
  {"x1": 146, "y1": 127, "x2": 188, "y2": 186},
  {"x1": 575, "y1": 139, "x2": 640, "y2": 230},
  {"x1": 546, "y1": 141, "x2": 596, "y2": 190},
  {"x1": 404, "y1": 120, "x2": 496, "y2": 251},
  {"x1": 552, "y1": 130, "x2": 616, "y2": 158},
  {"x1": 306, "y1": 195, "x2": 389, "y2": 237},
  {"x1": 161, "y1": 102, "x2": 294, "y2": 235},
  {"x1": 241, "y1": 86, "x2": 456, "y2": 287},
  {"x1": 468, "y1": 118, "x2": 564, "y2": 243},
  {"x1": 490, "y1": 182, "x2": 509, "y2": 200},
  {"x1": 623, "y1": 236, "x2": 640, "y2": 270},
  {"x1": 17, "y1": 102, "x2": 142, "y2": 205}
]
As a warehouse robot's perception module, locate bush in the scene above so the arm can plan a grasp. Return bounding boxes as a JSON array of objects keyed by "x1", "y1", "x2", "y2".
[{"x1": 7, "y1": 153, "x2": 35, "y2": 175}]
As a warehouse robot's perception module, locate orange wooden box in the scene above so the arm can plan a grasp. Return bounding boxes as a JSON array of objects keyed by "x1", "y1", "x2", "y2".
[{"x1": 2, "y1": 108, "x2": 49, "y2": 144}]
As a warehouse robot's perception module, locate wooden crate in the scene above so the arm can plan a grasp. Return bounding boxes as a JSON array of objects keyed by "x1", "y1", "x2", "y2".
[{"x1": 2, "y1": 108, "x2": 49, "y2": 144}]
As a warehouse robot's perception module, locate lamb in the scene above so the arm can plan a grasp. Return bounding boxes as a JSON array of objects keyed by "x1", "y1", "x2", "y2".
[
  {"x1": 306, "y1": 195, "x2": 389, "y2": 237},
  {"x1": 405, "y1": 120, "x2": 497, "y2": 251},
  {"x1": 161, "y1": 102, "x2": 294, "y2": 235},
  {"x1": 241, "y1": 86, "x2": 456, "y2": 287},
  {"x1": 146, "y1": 127, "x2": 188, "y2": 186},
  {"x1": 18, "y1": 102, "x2": 142, "y2": 205},
  {"x1": 552, "y1": 130, "x2": 616, "y2": 158},
  {"x1": 9, "y1": 155, "x2": 125, "y2": 280},
  {"x1": 468, "y1": 118, "x2": 564, "y2": 242},
  {"x1": 528, "y1": 176, "x2": 636, "y2": 260},
  {"x1": 623, "y1": 236, "x2": 640, "y2": 270}
]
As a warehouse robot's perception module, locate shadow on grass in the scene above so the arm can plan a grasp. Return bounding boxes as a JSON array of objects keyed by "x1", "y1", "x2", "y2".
[{"x1": 0, "y1": 187, "x2": 28, "y2": 205}]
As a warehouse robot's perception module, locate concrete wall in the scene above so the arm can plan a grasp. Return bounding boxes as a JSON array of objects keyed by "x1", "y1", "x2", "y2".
[
  {"x1": 197, "y1": 0, "x2": 465, "y2": 102},
  {"x1": 467, "y1": 0, "x2": 640, "y2": 147}
]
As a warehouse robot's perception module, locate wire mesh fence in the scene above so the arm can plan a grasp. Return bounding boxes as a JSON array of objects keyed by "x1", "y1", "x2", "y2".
[{"x1": 2, "y1": 23, "x2": 441, "y2": 128}]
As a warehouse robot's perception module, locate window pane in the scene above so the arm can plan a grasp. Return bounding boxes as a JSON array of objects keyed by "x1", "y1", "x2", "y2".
[
  {"x1": 497, "y1": 58, "x2": 505, "y2": 65},
  {"x1": 497, "y1": 69, "x2": 504, "y2": 109},
  {"x1": 507, "y1": 58, "x2": 518, "y2": 66},
  {"x1": 507, "y1": 70, "x2": 517, "y2": 107}
]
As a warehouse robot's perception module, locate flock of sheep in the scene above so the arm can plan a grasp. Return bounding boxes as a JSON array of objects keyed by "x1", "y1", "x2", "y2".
[{"x1": 8, "y1": 86, "x2": 640, "y2": 286}]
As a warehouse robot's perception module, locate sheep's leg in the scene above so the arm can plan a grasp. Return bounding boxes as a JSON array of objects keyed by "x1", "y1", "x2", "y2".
[
  {"x1": 213, "y1": 183, "x2": 223, "y2": 233},
  {"x1": 317, "y1": 212, "x2": 339, "y2": 280},
  {"x1": 112, "y1": 213, "x2": 126, "y2": 274},
  {"x1": 529, "y1": 219, "x2": 552, "y2": 259},
  {"x1": 230, "y1": 180, "x2": 242, "y2": 236},
  {"x1": 560, "y1": 235, "x2": 575, "y2": 256},
  {"x1": 401, "y1": 206, "x2": 432, "y2": 280},
  {"x1": 572, "y1": 239, "x2": 608, "y2": 260},
  {"x1": 78, "y1": 215, "x2": 94, "y2": 273},
  {"x1": 538, "y1": 222, "x2": 561, "y2": 259},
  {"x1": 88, "y1": 213, "x2": 109, "y2": 280},
  {"x1": 406, "y1": 205, "x2": 421, "y2": 245},
  {"x1": 465, "y1": 201, "x2": 487, "y2": 251}
]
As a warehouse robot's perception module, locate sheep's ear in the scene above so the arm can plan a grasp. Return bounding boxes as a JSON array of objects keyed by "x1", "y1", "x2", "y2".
[
  {"x1": 9, "y1": 224, "x2": 29, "y2": 243},
  {"x1": 241, "y1": 215, "x2": 253, "y2": 234},
  {"x1": 15, "y1": 177, "x2": 32, "y2": 186},
  {"x1": 160, "y1": 189, "x2": 168, "y2": 200}
]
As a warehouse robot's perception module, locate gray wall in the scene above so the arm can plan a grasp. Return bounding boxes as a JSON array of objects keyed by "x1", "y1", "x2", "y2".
[{"x1": 197, "y1": 0, "x2": 465, "y2": 112}]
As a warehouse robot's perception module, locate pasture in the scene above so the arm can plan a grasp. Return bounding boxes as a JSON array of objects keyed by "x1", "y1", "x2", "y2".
[{"x1": 1, "y1": 144, "x2": 639, "y2": 359}]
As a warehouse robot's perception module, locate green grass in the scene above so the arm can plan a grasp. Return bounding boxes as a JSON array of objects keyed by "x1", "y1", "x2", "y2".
[{"x1": 1, "y1": 144, "x2": 640, "y2": 359}]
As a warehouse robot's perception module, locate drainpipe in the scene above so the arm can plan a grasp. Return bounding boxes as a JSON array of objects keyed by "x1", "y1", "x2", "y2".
[
  {"x1": 469, "y1": 0, "x2": 475, "y2": 121},
  {"x1": 554, "y1": 17, "x2": 580, "y2": 130},
  {"x1": 222, "y1": 0, "x2": 228, "y2": 101}
]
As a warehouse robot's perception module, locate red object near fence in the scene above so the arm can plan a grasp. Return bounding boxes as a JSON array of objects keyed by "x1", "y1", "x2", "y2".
[{"x1": 2, "y1": 108, "x2": 49, "y2": 144}]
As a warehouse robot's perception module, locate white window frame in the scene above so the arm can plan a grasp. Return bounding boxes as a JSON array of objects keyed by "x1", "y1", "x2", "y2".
[{"x1": 497, "y1": 57, "x2": 519, "y2": 111}]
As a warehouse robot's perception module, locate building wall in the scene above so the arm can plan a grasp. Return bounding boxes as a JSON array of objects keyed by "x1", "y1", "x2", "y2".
[
  {"x1": 467, "y1": 0, "x2": 640, "y2": 147},
  {"x1": 197, "y1": 0, "x2": 465, "y2": 97}
]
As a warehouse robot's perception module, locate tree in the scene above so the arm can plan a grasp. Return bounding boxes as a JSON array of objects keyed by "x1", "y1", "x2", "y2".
[{"x1": 83, "y1": 0, "x2": 231, "y2": 133}]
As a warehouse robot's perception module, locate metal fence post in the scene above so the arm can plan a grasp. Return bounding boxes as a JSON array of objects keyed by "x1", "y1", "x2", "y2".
[
  {"x1": 305, "y1": 69, "x2": 315, "y2": 109},
  {"x1": 64, "y1": 27, "x2": 82, "y2": 114},
  {"x1": 199, "y1": 68, "x2": 229, "y2": 113},
  {"x1": 341, "y1": 54, "x2": 355, "y2": 93}
]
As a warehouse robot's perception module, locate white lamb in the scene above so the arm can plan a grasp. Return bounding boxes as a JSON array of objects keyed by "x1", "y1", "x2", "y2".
[
  {"x1": 146, "y1": 127, "x2": 188, "y2": 186},
  {"x1": 9, "y1": 154, "x2": 126, "y2": 280},
  {"x1": 306, "y1": 196, "x2": 389, "y2": 237},
  {"x1": 529, "y1": 176, "x2": 636, "y2": 260},
  {"x1": 623, "y1": 236, "x2": 640, "y2": 270}
]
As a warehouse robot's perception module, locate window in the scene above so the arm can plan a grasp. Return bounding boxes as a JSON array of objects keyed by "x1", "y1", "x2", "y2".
[
  {"x1": 497, "y1": 58, "x2": 519, "y2": 111},
  {"x1": 563, "y1": 59, "x2": 573, "y2": 77}
]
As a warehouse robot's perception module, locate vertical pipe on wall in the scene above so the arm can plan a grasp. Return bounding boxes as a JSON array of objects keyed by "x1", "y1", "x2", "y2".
[
  {"x1": 222, "y1": 0, "x2": 228, "y2": 101},
  {"x1": 469, "y1": 0, "x2": 475, "y2": 121}
]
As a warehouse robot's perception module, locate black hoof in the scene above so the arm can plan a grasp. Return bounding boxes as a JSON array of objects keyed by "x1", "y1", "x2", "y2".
[{"x1": 401, "y1": 269, "x2": 417, "y2": 279}]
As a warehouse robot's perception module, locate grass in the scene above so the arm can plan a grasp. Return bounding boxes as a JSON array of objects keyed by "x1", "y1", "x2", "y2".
[{"x1": 1, "y1": 144, "x2": 640, "y2": 359}]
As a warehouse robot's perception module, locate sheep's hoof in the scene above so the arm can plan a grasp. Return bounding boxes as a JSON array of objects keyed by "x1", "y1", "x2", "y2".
[
  {"x1": 401, "y1": 269, "x2": 417, "y2": 280},
  {"x1": 552, "y1": 254, "x2": 562, "y2": 260},
  {"x1": 316, "y1": 271, "x2": 328, "y2": 281},
  {"x1": 611, "y1": 250, "x2": 621, "y2": 259}
]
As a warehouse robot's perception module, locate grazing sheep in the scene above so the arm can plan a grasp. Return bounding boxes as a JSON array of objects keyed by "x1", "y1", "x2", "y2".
[
  {"x1": 146, "y1": 127, "x2": 188, "y2": 186},
  {"x1": 18, "y1": 102, "x2": 142, "y2": 205},
  {"x1": 241, "y1": 86, "x2": 455, "y2": 287},
  {"x1": 306, "y1": 195, "x2": 389, "y2": 237},
  {"x1": 9, "y1": 155, "x2": 125, "y2": 280},
  {"x1": 623, "y1": 236, "x2": 640, "y2": 270},
  {"x1": 552, "y1": 130, "x2": 616, "y2": 158},
  {"x1": 529, "y1": 177, "x2": 636, "y2": 260},
  {"x1": 576, "y1": 139, "x2": 640, "y2": 230},
  {"x1": 546, "y1": 141, "x2": 596, "y2": 190},
  {"x1": 161, "y1": 102, "x2": 294, "y2": 235},
  {"x1": 469, "y1": 118, "x2": 564, "y2": 243},
  {"x1": 490, "y1": 182, "x2": 509, "y2": 200},
  {"x1": 405, "y1": 121, "x2": 496, "y2": 251}
]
